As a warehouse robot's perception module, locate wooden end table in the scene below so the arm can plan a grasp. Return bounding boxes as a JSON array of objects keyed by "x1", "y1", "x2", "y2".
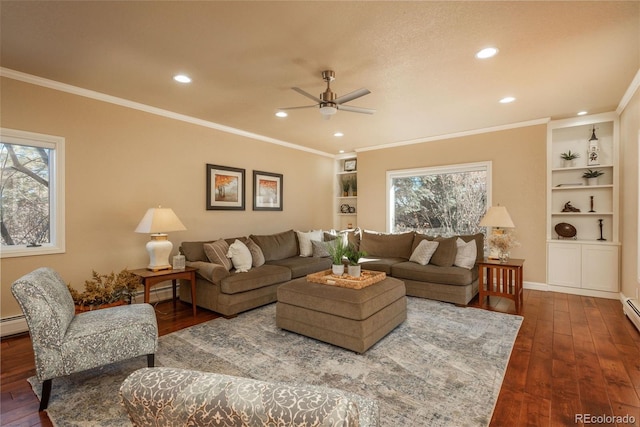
[
  {"x1": 129, "y1": 267, "x2": 197, "y2": 316},
  {"x1": 478, "y1": 258, "x2": 524, "y2": 314}
]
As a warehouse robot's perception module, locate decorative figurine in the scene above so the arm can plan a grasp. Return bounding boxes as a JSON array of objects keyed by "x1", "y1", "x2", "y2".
[
  {"x1": 562, "y1": 201, "x2": 581, "y2": 212},
  {"x1": 597, "y1": 219, "x2": 606, "y2": 241},
  {"x1": 589, "y1": 196, "x2": 595, "y2": 213},
  {"x1": 588, "y1": 126, "x2": 600, "y2": 166}
]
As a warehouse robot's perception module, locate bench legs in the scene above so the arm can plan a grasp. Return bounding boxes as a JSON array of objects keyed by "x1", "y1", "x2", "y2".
[{"x1": 39, "y1": 379, "x2": 52, "y2": 411}]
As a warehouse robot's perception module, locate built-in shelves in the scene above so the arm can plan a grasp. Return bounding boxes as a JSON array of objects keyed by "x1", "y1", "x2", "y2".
[
  {"x1": 546, "y1": 112, "x2": 620, "y2": 297},
  {"x1": 334, "y1": 157, "x2": 357, "y2": 229}
]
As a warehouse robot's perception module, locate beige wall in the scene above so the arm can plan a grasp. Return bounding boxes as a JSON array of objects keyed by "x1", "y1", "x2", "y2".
[
  {"x1": 0, "y1": 77, "x2": 334, "y2": 318},
  {"x1": 620, "y1": 85, "x2": 640, "y2": 299},
  {"x1": 356, "y1": 125, "x2": 548, "y2": 284}
]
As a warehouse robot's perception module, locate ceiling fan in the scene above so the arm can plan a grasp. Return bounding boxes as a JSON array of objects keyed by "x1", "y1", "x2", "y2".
[{"x1": 279, "y1": 70, "x2": 375, "y2": 120}]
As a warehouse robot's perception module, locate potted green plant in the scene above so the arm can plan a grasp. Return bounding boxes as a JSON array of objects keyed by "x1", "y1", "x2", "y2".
[
  {"x1": 582, "y1": 169, "x2": 604, "y2": 185},
  {"x1": 68, "y1": 269, "x2": 139, "y2": 312},
  {"x1": 341, "y1": 177, "x2": 351, "y2": 196},
  {"x1": 350, "y1": 177, "x2": 357, "y2": 197},
  {"x1": 345, "y1": 244, "x2": 367, "y2": 278},
  {"x1": 327, "y1": 238, "x2": 347, "y2": 276},
  {"x1": 560, "y1": 150, "x2": 580, "y2": 167}
]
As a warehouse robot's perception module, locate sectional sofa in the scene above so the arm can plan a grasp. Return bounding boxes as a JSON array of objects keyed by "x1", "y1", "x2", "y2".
[{"x1": 178, "y1": 228, "x2": 484, "y2": 316}]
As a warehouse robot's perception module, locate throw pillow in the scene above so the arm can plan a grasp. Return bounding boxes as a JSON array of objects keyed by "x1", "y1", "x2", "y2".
[
  {"x1": 409, "y1": 240, "x2": 440, "y2": 265},
  {"x1": 203, "y1": 239, "x2": 232, "y2": 271},
  {"x1": 227, "y1": 239, "x2": 252, "y2": 273},
  {"x1": 242, "y1": 237, "x2": 265, "y2": 267},
  {"x1": 454, "y1": 238, "x2": 477, "y2": 269},
  {"x1": 295, "y1": 230, "x2": 323, "y2": 257},
  {"x1": 311, "y1": 239, "x2": 337, "y2": 258},
  {"x1": 429, "y1": 236, "x2": 458, "y2": 267}
]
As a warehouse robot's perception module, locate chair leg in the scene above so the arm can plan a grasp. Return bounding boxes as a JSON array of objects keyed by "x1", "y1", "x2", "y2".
[
  {"x1": 39, "y1": 379, "x2": 52, "y2": 411},
  {"x1": 147, "y1": 354, "x2": 155, "y2": 367}
]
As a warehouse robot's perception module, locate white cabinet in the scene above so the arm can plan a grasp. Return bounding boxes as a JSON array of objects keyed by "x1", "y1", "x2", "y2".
[
  {"x1": 334, "y1": 157, "x2": 357, "y2": 230},
  {"x1": 546, "y1": 112, "x2": 620, "y2": 297},
  {"x1": 547, "y1": 242, "x2": 619, "y2": 292}
]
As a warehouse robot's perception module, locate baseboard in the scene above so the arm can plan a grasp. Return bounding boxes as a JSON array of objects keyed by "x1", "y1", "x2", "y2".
[
  {"x1": 523, "y1": 281, "x2": 548, "y2": 291},
  {"x1": 1, "y1": 284, "x2": 178, "y2": 338}
]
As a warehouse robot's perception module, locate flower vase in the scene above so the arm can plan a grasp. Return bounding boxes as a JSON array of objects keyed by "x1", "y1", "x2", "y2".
[{"x1": 499, "y1": 251, "x2": 510, "y2": 263}]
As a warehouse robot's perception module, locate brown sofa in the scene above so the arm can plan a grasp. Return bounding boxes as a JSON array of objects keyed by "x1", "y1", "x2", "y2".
[
  {"x1": 349, "y1": 229, "x2": 484, "y2": 305},
  {"x1": 179, "y1": 230, "x2": 331, "y2": 316}
]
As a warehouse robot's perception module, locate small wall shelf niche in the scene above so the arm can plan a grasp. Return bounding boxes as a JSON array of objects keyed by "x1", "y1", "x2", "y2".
[
  {"x1": 334, "y1": 156, "x2": 357, "y2": 230},
  {"x1": 546, "y1": 112, "x2": 620, "y2": 297}
]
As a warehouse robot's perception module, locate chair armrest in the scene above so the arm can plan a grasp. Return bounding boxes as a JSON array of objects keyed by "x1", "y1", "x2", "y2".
[{"x1": 186, "y1": 261, "x2": 230, "y2": 285}]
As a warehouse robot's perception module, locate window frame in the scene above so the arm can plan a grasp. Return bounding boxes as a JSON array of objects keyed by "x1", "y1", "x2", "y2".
[
  {"x1": 386, "y1": 161, "x2": 492, "y2": 233},
  {"x1": 0, "y1": 128, "x2": 65, "y2": 258}
]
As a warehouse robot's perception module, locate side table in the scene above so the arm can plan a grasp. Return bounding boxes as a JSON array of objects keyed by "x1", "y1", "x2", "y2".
[
  {"x1": 129, "y1": 267, "x2": 197, "y2": 316},
  {"x1": 478, "y1": 258, "x2": 524, "y2": 314}
]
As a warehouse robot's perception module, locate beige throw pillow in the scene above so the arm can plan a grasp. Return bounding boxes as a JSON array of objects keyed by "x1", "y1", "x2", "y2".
[
  {"x1": 227, "y1": 239, "x2": 252, "y2": 273},
  {"x1": 454, "y1": 238, "x2": 477, "y2": 269},
  {"x1": 409, "y1": 240, "x2": 440, "y2": 265},
  {"x1": 242, "y1": 237, "x2": 265, "y2": 267},
  {"x1": 296, "y1": 230, "x2": 323, "y2": 257},
  {"x1": 204, "y1": 239, "x2": 232, "y2": 271}
]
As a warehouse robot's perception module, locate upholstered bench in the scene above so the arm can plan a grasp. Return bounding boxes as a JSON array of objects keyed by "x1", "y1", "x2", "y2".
[{"x1": 276, "y1": 276, "x2": 407, "y2": 353}]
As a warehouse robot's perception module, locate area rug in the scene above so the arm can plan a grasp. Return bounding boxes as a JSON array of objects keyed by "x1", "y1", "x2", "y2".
[{"x1": 29, "y1": 297, "x2": 522, "y2": 427}]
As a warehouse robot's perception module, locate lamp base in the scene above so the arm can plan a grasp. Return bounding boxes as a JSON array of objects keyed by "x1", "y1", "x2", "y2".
[{"x1": 146, "y1": 234, "x2": 173, "y2": 271}]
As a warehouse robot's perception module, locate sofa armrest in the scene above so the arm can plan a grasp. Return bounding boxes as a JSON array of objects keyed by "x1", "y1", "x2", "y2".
[
  {"x1": 120, "y1": 367, "x2": 362, "y2": 427},
  {"x1": 186, "y1": 261, "x2": 230, "y2": 285}
]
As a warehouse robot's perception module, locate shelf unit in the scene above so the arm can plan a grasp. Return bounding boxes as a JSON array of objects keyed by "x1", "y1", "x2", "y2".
[
  {"x1": 546, "y1": 112, "x2": 620, "y2": 296},
  {"x1": 334, "y1": 157, "x2": 357, "y2": 230}
]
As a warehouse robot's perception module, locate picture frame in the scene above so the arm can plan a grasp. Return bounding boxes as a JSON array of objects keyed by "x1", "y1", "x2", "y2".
[
  {"x1": 253, "y1": 170, "x2": 283, "y2": 211},
  {"x1": 206, "y1": 164, "x2": 245, "y2": 210},
  {"x1": 344, "y1": 159, "x2": 357, "y2": 172}
]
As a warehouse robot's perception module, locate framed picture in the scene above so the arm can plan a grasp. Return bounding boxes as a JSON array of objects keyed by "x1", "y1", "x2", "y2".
[
  {"x1": 344, "y1": 159, "x2": 357, "y2": 172},
  {"x1": 206, "y1": 164, "x2": 245, "y2": 210},
  {"x1": 253, "y1": 170, "x2": 283, "y2": 211}
]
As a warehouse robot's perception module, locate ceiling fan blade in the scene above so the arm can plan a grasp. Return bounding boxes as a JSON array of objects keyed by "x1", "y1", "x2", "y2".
[
  {"x1": 278, "y1": 105, "x2": 317, "y2": 110},
  {"x1": 334, "y1": 88, "x2": 371, "y2": 105},
  {"x1": 337, "y1": 105, "x2": 376, "y2": 115},
  {"x1": 292, "y1": 87, "x2": 322, "y2": 103}
]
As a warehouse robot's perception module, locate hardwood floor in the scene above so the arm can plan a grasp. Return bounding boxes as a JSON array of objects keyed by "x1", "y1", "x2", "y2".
[{"x1": 2, "y1": 290, "x2": 639, "y2": 426}]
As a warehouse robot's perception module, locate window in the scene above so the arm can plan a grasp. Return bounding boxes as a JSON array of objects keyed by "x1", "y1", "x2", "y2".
[
  {"x1": 387, "y1": 162, "x2": 491, "y2": 236},
  {"x1": 1, "y1": 128, "x2": 65, "y2": 257}
]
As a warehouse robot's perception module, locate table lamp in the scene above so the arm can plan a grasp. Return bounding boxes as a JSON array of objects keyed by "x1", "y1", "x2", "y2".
[
  {"x1": 135, "y1": 207, "x2": 186, "y2": 271},
  {"x1": 479, "y1": 205, "x2": 515, "y2": 260}
]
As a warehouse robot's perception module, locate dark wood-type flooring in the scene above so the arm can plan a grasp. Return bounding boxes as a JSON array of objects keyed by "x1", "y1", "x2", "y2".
[{"x1": 2, "y1": 290, "x2": 639, "y2": 426}]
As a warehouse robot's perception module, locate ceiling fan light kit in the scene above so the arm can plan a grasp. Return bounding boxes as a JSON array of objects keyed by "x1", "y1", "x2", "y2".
[{"x1": 280, "y1": 70, "x2": 375, "y2": 119}]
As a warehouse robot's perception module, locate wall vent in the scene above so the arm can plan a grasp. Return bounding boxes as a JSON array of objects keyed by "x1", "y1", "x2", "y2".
[{"x1": 623, "y1": 298, "x2": 640, "y2": 333}]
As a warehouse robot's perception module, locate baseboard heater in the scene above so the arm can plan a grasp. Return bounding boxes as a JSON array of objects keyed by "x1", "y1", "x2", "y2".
[{"x1": 623, "y1": 298, "x2": 640, "y2": 333}]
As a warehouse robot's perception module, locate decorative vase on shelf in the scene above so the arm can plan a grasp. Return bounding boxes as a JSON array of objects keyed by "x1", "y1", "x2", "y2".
[
  {"x1": 563, "y1": 159, "x2": 575, "y2": 168},
  {"x1": 332, "y1": 264, "x2": 344, "y2": 276},
  {"x1": 587, "y1": 177, "x2": 599, "y2": 186},
  {"x1": 347, "y1": 265, "x2": 361, "y2": 278}
]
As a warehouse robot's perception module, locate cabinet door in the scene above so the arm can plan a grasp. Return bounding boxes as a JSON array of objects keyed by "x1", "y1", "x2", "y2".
[
  {"x1": 548, "y1": 243, "x2": 581, "y2": 288},
  {"x1": 581, "y1": 244, "x2": 619, "y2": 292}
]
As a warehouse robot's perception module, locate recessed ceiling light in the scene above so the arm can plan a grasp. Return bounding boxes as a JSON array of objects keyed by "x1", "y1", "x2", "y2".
[
  {"x1": 577, "y1": 111, "x2": 588, "y2": 116},
  {"x1": 275, "y1": 111, "x2": 288, "y2": 118},
  {"x1": 339, "y1": 150, "x2": 345, "y2": 154},
  {"x1": 173, "y1": 74, "x2": 191, "y2": 83},
  {"x1": 499, "y1": 96, "x2": 516, "y2": 104},
  {"x1": 334, "y1": 132, "x2": 344, "y2": 137},
  {"x1": 476, "y1": 47, "x2": 499, "y2": 59}
]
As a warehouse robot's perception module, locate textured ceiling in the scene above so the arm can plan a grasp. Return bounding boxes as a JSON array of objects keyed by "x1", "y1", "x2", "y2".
[{"x1": 1, "y1": 1, "x2": 638, "y2": 155}]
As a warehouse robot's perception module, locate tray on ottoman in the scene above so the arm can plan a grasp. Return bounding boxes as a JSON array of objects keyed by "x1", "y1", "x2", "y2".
[{"x1": 306, "y1": 269, "x2": 386, "y2": 289}]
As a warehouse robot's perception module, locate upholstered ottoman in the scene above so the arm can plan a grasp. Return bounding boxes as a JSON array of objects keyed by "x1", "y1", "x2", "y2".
[{"x1": 276, "y1": 276, "x2": 407, "y2": 353}]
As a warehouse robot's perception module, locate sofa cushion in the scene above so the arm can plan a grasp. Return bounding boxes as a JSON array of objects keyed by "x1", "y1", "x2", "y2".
[
  {"x1": 227, "y1": 239, "x2": 252, "y2": 272},
  {"x1": 454, "y1": 238, "x2": 477, "y2": 269},
  {"x1": 459, "y1": 233, "x2": 485, "y2": 264},
  {"x1": 430, "y1": 236, "x2": 457, "y2": 267},
  {"x1": 204, "y1": 240, "x2": 232, "y2": 271},
  {"x1": 411, "y1": 233, "x2": 433, "y2": 252},
  {"x1": 391, "y1": 261, "x2": 478, "y2": 286},
  {"x1": 409, "y1": 240, "x2": 440, "y2": 265},
  {"x1": 359, "y1": 231, "x2": 415, "y2": 259},
  {"x1": 358, "y1": 257, "x2": 407, "y2": 274},
  {"x1": 250, "y1": 230, "x2": 299, "y2": 261},
  {"x1": 295, "y1": 230, "x2": 324, "y2": 257},
  {"x1": 268, "y1": 256, "x2": 332, "y2": 279},
  {"x1": 241, "y1": 237, "x2": 265, "y2": 267},
  {"x1": 181, "y1": 240, "x2": 214, "y2": 263},
  {"x1": 220, "y1": 264, "x2": 291, "y2": 294},
  {"x1": 311, "y1": 240, "x2": 334, "y2": 258}
]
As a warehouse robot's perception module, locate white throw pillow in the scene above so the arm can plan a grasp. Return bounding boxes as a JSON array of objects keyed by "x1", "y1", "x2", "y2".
[
  {"x1": 409, "y1": 240, "x2": 440, "y2": 265},
  {"x1": 227, "y1": 239, "x2": 253, "y2": 273},
  {"x1": 454, "y1": 238, "x2": 477, "y2": 269},
  {"x1": 295, "y1": 230, "x2": 323, "y2": 257}
]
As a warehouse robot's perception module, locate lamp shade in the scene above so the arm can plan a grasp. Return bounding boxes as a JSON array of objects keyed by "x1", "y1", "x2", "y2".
[
  {"x1": 135, "y1": 207, "x2": 186, "y2": 234},
  {"x1": 479, "y1": 206, "x2": 515, "y2": 228}
]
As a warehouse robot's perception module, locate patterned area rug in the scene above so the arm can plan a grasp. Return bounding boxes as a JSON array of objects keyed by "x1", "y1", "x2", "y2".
[{"x1": 29, "y1": 297, "x2": 522, "y2": 426}]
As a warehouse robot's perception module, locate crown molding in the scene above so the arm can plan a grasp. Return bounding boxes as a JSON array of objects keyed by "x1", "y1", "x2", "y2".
[
  {"x1": 0, "y1": 68, "x2": 334, "y2": 158},
  {"x1": 617, "y1": 67, "x2": 640, "y2": 115}
]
